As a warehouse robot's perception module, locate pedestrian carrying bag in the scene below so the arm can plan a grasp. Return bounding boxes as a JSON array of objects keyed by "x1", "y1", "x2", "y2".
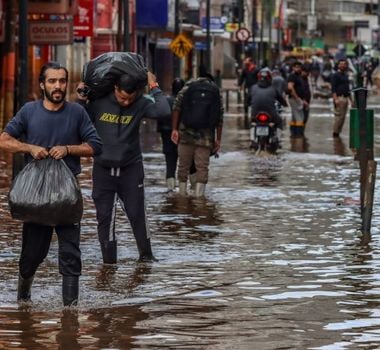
[
  {"x1": 181, "y1": 80, "x2": 221, "y2": 129},
  {"x1": 8, "y1": 157, "x2": 83, "y2": 226}
]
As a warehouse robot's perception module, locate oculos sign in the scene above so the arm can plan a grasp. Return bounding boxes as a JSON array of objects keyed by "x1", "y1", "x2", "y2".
[{"x1": 29, "y1": 20, "x2": 73, "y2": 45}]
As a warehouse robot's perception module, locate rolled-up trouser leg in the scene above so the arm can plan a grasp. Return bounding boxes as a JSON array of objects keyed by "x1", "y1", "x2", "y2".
[
  {"x1": 333, "y1": 96, "x2": 348, "y2": 135},
  {"x1": 177, "y1": 143, "x2": 195, "y2": 183},
  {"x1": 194, "y1": 145, "x2": 211, "y2": 184}
]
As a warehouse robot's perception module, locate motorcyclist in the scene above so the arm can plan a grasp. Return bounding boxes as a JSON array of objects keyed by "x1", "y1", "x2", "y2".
[{"x1": 250, "y1": 68, "x2": 288, "y2": 128}]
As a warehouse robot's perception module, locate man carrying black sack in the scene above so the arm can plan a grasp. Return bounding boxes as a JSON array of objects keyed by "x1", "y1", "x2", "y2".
[
  {"x1": 0, "y1": 62, "x2": 102, "y2": 306},
  {"x1": 77, "y1": 70, "x2": 170, "y2": 265},
  {"x1": 171, "y1": 73, "x2": 224, "y2": 197}
]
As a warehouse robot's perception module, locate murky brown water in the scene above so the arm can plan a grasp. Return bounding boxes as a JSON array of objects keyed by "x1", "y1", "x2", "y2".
[{"x1": 1, "y1": 98, "x2": 380, "y2": 349}]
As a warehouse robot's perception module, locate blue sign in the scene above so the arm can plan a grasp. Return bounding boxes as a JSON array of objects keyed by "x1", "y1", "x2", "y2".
[
  {"x1": 201, "y1": 17, "x2": 225, "y2": 33},
  {"x1": 136, "y1": 0, "x2": 168, "y2": 28},
  {"x1": 195, "y1": 42, "x2": 207, "y2": 50}
]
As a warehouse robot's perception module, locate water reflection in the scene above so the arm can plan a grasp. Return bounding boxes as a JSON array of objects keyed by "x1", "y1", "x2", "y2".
[
  {"x1": 56, "y1": 310, "x2": 80, "y2": 350},
  {"x1": 333, "y1": 136, "x2": 349, "y2": 157},
  {"x1": 156, "y1": 195, "x2": 223, "y2": 243},
  {"x1": 86, "y1": 305, "x2": 149, "y2": 349},
  {"x1": 290, "y1": 135, "x2": 309, "y2": 153}
]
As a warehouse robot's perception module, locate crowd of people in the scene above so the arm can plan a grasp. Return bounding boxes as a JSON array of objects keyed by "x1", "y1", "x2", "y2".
[
  {"x1": 1, "y1": 49, "x2": 379, "y2": 307},
  {"x1": 0, "y1": 59, "x2": 224, "y2": 307},
  {"x1": 238, "y1": 53, "x2": 380, "y2": 139}
]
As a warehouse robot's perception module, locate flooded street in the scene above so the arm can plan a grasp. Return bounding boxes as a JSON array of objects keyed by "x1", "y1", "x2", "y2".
[{"x1": 1, "y1": 97, "x2": 380, "y2": 349}]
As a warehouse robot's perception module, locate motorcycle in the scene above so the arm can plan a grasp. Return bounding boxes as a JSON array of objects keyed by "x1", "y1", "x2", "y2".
[{"x1": 249, "y1": 111, "x2": 280, "y2": 154}]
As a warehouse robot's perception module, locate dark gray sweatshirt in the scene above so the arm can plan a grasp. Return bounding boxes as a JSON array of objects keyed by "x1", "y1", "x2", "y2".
[{"x1": 86, "y1": 87, "x2": 170, "y2": 168}]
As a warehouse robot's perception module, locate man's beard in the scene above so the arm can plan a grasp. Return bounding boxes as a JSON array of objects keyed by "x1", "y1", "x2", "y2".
[{"x1": 44, "y1": 89, "x2": 66, "y2": 104}]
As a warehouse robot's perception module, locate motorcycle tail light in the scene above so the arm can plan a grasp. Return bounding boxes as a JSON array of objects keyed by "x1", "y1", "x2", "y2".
[{"x1": 257, "y1": 113, "x2": 269, "y2": 122}]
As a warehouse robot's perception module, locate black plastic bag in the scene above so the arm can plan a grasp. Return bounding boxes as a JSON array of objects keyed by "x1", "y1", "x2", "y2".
[
  {"x1": 82, "y1": 52, "x2": 148, "y2": 100},
  {"x1": 8, "y1": 158, "x2": 83, "y2": 226}
]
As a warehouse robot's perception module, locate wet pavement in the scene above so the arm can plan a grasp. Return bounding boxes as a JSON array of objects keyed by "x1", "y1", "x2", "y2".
[{"x1": 1, "y1": 95, "x2": 380, "y2": 349}]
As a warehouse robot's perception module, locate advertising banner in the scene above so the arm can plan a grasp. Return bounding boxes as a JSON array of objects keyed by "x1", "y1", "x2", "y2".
[{"x1": 74, "y1": 0, "x2": 93, "y2": 37}]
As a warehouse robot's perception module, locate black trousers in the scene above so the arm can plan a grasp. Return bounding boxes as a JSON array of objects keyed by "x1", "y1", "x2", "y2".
[
  {"x1": 19, "y1": 222, "x2": 81, "y2": 279},
  {"x1": 160, "y1": 130, "x2": 178, "y2": 179},
  {"x1": 92, "y1": 161, "x2": 153, "y2": 257}
]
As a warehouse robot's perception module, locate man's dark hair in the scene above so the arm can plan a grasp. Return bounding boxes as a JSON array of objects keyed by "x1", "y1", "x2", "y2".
[
  {"x1": 292, "y1": 61, "x2": 302, "y2": 68},
  {"x1": 172, "y1": 78, "x2": 185, "y2": 96},
  {"x1": 116, "y1": 74, "x2": 147, "y2": 93},
  {"x1": 199, "y1": 72, "x2": 215, "y2": 82},
  {"x1": 38, "y1": 61, "x2": 68, "y2": 83}
]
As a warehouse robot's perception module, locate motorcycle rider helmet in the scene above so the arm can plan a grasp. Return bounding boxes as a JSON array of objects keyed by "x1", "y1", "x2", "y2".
[{"x1": 257, "y1": 68, "x2": 272, "y2": 83}]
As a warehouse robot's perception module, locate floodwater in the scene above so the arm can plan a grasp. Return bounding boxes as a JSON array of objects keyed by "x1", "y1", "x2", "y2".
[{"x1": 1, "y1": 98, "x2": 380, "y2": 349}]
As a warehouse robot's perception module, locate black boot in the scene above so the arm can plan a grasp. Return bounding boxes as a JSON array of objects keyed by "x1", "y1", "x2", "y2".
[
  {"x1": 62, "y1": 276, "x2": 79, "y2": 307},
  {"x1": 136, "y1": 238, "x2": 157, "y2": 262},
  {"x1": 100, "y1": 240, "x2": 117, "y2": 264},
  {"x1": 17, "y1": 274, "x2": 34, "y2": 302}
]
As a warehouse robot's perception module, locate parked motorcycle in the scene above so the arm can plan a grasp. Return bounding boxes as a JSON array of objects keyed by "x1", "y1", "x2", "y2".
[{"x1": 249, "y1": 111, "x2": 280, "y2": 154}]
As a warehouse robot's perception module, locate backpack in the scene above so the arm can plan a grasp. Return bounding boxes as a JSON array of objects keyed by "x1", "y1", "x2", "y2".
[{"x1": 181, "y1": 80, "x2": 221, "y2": 129}]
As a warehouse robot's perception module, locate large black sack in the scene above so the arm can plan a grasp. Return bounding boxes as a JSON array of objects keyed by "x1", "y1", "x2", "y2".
[
  {"x1": 8, "y1": 158, "x2": 83, "y2": 226},
  {"x1": 181, "y1": 80, "x2": 221, "y2": 129},
  {"x1": 82, "y1": 52, "x2": 148, "y2": 100}
]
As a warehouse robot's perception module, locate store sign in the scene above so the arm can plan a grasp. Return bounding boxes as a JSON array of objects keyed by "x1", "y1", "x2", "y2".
[
  {"x1": 201, "y1": 16, "x2": 225, "y2": 33},
  {"x1": 28, "y1": 0, "x2": 78, "y2": 14},
  {"x1": 74, "y1": 0, "x2": 93, "y2": 37},
  {"x1": 29, "y1": 20, "x2": 73, "y2": 45}
]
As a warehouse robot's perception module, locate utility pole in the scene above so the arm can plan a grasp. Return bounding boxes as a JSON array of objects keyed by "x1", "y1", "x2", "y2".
[
  {"x1": 238, "y1": 0, "x2": 244, "y2": 63},
  {"x1": 124, "y1": 0, "x2": 130, "y2": 51},
  {"x1": 173, "y1": 0, "x2": 180, "y2": 77},
  {"x1": 205, "y1": 0, "x2": 211, "y2": 73},
  {"x1": 277, "y1": 0, "x2": 282, "y2": 60},
  {"x1": 252, "y1": 0, "x2": 257, "y2": 62},
  {"x1": 259, "y1": 1, "x2": 264, "y2": 66},
  {"x1": 19, "y1": 0, "x2": 28, "y2": 108}
]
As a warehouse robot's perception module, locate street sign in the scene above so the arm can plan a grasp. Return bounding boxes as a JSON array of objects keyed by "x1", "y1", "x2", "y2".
[
  {"x1": 225, "y1": 23, "x2": 239, "y2": 33},
  {"x1": 236, "y1": 27, "x2": 250, "y2": 42},
  {"x1": 169, "y1": 33, "x2": 193, "y2": 58},
  {"x1": 201, "y1": 16, "x2": 225, "y2": 33},
  {"x1": 307, "y1": 15, "x2": 317, "y2": 31},
  {"x1": 220, "y1": 16, "x2": 228, "y2": 24}
]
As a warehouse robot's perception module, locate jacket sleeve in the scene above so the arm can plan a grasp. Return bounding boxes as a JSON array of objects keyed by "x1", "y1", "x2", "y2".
[
  {"x1": 78, "y1": 107, "x2": 102, "y2": 155},
  {"x1": 143, "y1": 87, "x2": 171, "y2": 120}
]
